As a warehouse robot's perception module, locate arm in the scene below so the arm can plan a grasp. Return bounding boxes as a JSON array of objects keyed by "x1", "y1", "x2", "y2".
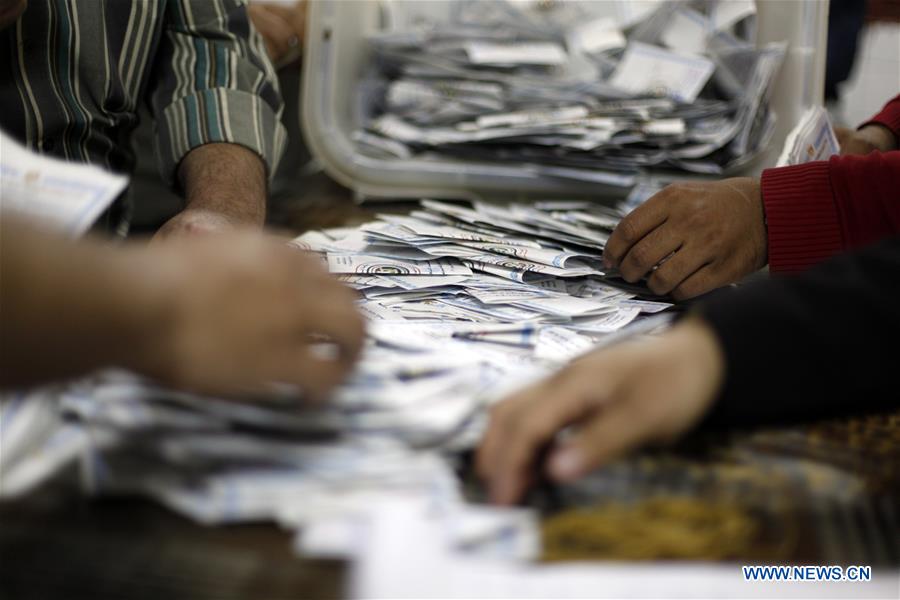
[
  {"x1": 0, "y1": 216, "x2": 165, "y2": 386},
  {"x1": 762, "y1": 149, "x2": 900, "y2": 272},
  {"x1": 157, "y1": 142, "x2": 267, "y2": 236},
  {"x1": 150, "y1": 0, "x2": 287, "y2": 238},
  {"x1": 836, "y1": 94, "x2": 900, "y2": 155},
  {"x1": 603, "y1": 143, "x2": 900, "y2": 299},
  {"x1": 0, "y1": 215, "x2": 364, "y2": 397},
  {"x1": 478, "y1": 237, "x2": 900, "y2": 504},
  {"x1": 697, "y1": 235, "x2": 900, "y2": 426},
  {"x1": 603, "y1": 95, "x2": 900, "y2": 299}
]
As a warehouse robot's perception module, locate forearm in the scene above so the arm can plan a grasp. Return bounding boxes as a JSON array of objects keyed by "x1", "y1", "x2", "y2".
[
  {"x1": 178, "y1": 143, "x2": 268, "y2": 226},
  {"x1": 0, "y1": 217, "x2": 164, "y2": 388}
]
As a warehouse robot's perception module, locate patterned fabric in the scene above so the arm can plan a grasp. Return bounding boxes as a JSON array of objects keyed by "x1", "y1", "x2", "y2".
[{"x1": 0, "y1": 0, "x2": 286, "y2": 185}]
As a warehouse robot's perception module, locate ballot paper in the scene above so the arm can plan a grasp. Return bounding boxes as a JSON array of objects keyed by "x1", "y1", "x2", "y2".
[
  {"x1": 609, "y1": 43, "x2": 715, "y2": 103},
  {"x1": 0, "y1": 130, "x2": 128, "y2": 236},
  {"x1": 356, "y1": 0, "x2": 781, "y2": 181},
  {"x1": 0, "y1": 197, "x2": 674, "y2": 574},
  {"x1": 776, "y1": 105, "x2": 840, "y2": 167}
]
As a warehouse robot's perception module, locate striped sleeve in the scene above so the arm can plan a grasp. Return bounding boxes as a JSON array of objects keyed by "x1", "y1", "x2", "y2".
[{"x1": 149, "y1": 0, "x2": 287, "y2": 186}]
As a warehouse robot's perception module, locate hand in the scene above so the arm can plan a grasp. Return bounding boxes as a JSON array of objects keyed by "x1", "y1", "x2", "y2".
[
  {"x1": 476, "y1": 318, "x2": 725, "y2": 505},
  {"x1": 835, "y1": 124, "x2": 898, "y2": 156},
  {"x1": 248, "y1": 1, "x2": 306, "y2": 66},
  {"x1": 603, "y1": 178, "x2": 767, "y2": 300},
  {"x1": 132, "y1": 232, "x2": 365, "y2": 399}
]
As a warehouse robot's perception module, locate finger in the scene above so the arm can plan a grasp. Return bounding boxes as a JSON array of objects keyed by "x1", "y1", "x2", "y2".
[
  {"x1": 484, "y1": 373, "x2": 609, "y2": 505},
  {"x1": 261, "y1": 2, "x2": 306, "y2": 42},
  {"x1": 546, "y1": 393, "x2": 660, "y2": 483},
  {"x1": 603, "y1": 192, "x2": 670, "y2": 268},
  {"x1": 617, "y1": 223, "x2": 682, "y2": 283},
  {"x1": 302, "y1": 293, "x2": 366, "y2": 365},
  {"x1": 274, "y1": 345, "x2": 357, "y2": 401},
  {"x1": 670, "y1": 264, "x2": 720, "y2": 301},
  {"x1": 248, "y1": 7, "x2": 295, "y2": 60},
  {"x1": 476, "y1": 383, "x2": 546, "y2": 481},
  {"x1": 645, "y1": 245, "x2": 711, "y2": 297},
  {"x1": 475, "y1": 379, "x2": 549, "y2": 485}
]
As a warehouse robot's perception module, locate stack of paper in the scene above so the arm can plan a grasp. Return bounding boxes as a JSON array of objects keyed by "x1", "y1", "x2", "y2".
[
  {"x1": 355, "y1": 0, "x2": 784, "y2": 182},
  {"x1": 300, "y1": 199, "x2": 673, "y2": 341},
  {"x1": 1, "y1": 199, "x2": 673, "y2": 560},
  {"x1": 775, "y1": 105, "x2": 840, "y2": 167}
]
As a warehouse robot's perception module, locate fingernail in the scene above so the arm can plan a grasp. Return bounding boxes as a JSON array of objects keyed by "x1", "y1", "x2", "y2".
[
  {"x1": 549, "y1": 447, "x2": 583, "y2": 481},
  {"x1": 602, "y1": 256, "x2": 612, "y2": 269}
]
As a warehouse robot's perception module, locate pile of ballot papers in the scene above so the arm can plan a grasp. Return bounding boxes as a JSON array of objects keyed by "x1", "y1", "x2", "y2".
[
  {"x1": 354, "y1": 0, "x2": 785, "y2": 182},
  {"x1": 0, "y1": 197, "x2": 672, "y2": 558},
  {"x1": 776, "y1": 105, "x2": 840, "y2": 166}
]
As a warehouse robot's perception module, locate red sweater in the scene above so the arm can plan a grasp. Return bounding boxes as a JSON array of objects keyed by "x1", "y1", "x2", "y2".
[{"x1": 761, "y1": 95, "x2": 900, "y2": 272}]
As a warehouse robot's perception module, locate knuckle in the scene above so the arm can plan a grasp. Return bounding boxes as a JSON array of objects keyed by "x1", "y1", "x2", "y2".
[
  {"x1": 617, "y1": 218, "x2": 638, "y2": 245},
  {"x1": 628, "y1": 244, "x2": 652, "y2": 270}
]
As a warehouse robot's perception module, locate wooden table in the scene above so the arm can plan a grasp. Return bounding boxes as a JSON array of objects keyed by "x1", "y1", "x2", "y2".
[{"x1": 3, "y1": 176, "x2": 898, "y2": 598}]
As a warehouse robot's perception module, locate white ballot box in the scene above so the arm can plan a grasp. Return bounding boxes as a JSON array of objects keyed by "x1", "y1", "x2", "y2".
[{"x1": 300, "y1": 0, "x2": 827, "y2": 202}]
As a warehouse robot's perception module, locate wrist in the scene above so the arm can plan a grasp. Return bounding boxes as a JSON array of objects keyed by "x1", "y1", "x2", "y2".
[
  {"x1": 723, "y1": 177, "x2": 767, "y2": 269},
  {"x1": 857, "y1": 123, "x2": 897, "y2": 152},
  {"x1": 669, "y1": 316, "x2": 726, "y2": 408}
]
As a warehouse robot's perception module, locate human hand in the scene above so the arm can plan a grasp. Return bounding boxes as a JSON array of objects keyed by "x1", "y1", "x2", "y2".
[
  {"x1": 834, "y1": 124, "x2": 897, "y2": 156},
  {"x1": 248, "y1": 1, "x2": 306, "y2": 66},
  {"x1": 132, "y1": 232, "x2": 365, "y2": 399},
  {"x1": 603, "y1": 178, "x2": 767, "y2": 300},
  {"x1": 476, "y1": 318, "x2": 725, "y2": 505}
]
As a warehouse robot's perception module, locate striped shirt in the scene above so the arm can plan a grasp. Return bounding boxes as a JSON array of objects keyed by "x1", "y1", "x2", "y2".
[{"x1": 0, "y1": 0, "x2": 286, "y2": 185}]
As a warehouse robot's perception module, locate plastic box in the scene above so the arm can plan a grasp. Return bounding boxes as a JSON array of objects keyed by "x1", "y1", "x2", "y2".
[{"x1": 301, "y1": 0, "x2": 828, "y2": 202}]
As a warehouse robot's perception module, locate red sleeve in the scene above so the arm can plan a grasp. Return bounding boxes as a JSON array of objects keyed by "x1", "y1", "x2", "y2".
[
  {"x1": 761, "y1": 151, "x2": 900, "y2": 273},
  {"x1": 859, "y1": 94, "x2": 900, "y2": 141}
]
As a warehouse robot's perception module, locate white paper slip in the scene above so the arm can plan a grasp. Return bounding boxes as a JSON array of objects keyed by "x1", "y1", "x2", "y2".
[
  {"x1": 644, "y1": 118, "x2": 686, "y2": 136},
  {"x1": 609, "y1": 42, "x2": 715, "y2": 103},
  {"x1": 473, "y1": 106, "x2": 589, "y2": 130},
  {"x1": 0, "y1": 130, "x2": 128, "y2": 236},
  {"x1": 327, "y1": 254, "x2": 473, "y2": 276},
  {"x1": 534, "y1": 327, "x2": 595, "y2": 362},
  {"x1": 660, "y1": 8, "x2": 710, "y2": 56},
  {"x1": 512, "y1": 295, "x2": 617, "y2": 318},
  {"x1": 776, "y1": 105, "x2": 840, "y2": 167},
  {"x1": 464, "y1": 41, "x2": 568, "y2": 66},
  {"x1": 712, "y1": 0, "x2": 756, "y2": 31},
  {"x1": 357, "y1": 302, "x2": 402, "y2": 321},
  {"x1": 616, "y1": 298, "x2": 673, "y2": 314},
  {"x1": 571, "y1": 306, "x2": 641, "y2": 333},
  {"x1": 568, "y1": 17, "x2": 626, "y2": 54}
]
